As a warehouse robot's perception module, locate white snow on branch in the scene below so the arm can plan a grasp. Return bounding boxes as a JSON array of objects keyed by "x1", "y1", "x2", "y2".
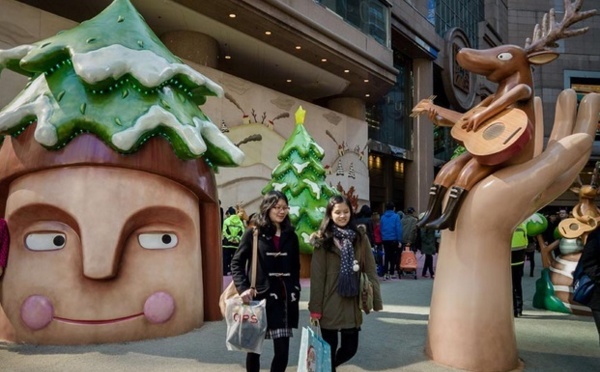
[
  {"x1": 300, "y1": 232, "x2": 312, "y2": 244},
  {"x1": 313, "y1": 142, "x2": 324, "y2": 156},
  {"x1": 112, "y1": 105, "x2": 207, "y2": 154},
  {"x1": 194, "y1": 116, "x2": 244, "y2": 165},
  {"x1": 303, "y1": 179, "x2": 321, "y2": 199},
  {"x1": 0, "y1": 45, "x2": 33, "y2": 70},
  {"x1": 0, "y1": 74, "x2": 58, "y2": 145},
  {"x1": 72, "y1": 44, "x2": 223, "y2": 97},
  {"x1": 272, "y1": 182, "x2": 287, "y2": 192},
  {"x1": 110, "y1": 86, "x2": 242, "y2": 164},
  {"x1": 289, "y1": 205, "x2": 300, "y2": 216},
  {"x1": 293, "y1": 162, "x2": 310, "y2": 173}
]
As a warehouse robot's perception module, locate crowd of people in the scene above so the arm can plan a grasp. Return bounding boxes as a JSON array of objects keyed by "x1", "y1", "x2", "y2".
[
  {"x1": 223, "y1": 198, "x2": 600, "y2": 370},
  {"x1": 223, "y1": 196, "x2": 440, "y2": 371}
]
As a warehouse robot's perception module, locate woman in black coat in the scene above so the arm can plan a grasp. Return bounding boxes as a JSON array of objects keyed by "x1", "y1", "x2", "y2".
[
  {"x1": 231, "y1": 190, "x2": 301, "y2": 372},
  {"x1": 581, "y1": 228, "x2": 600, "y2": 345}
]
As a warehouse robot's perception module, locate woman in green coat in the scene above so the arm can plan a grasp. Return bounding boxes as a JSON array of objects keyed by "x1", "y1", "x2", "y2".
[{"x1": 309, "y1": 195, "x2": 383, "y2": 371}]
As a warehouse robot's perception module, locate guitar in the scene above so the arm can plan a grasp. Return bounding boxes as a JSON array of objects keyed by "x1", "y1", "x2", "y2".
[{"x1": 411, "y1": 97, "x2": 531, "y2": 166}]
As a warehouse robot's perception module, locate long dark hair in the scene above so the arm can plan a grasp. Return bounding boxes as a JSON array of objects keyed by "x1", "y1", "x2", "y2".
[
  {"x1": 316, "y1": 194, "x2": 361, "y2": 249},
  {"x1": 255, "y1": 190, "x2": 293, "y2": 235}
]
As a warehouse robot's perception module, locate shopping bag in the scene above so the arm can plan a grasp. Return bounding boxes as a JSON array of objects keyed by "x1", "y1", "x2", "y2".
[
  {"x1": 225, "y1": 297, "x2": 267, "y2": 354},
  {"x1": 219, "y1": 281, "x2": 239, "y2": 317},
  {"x1": 297, "y1": 322, "x2": 332, "y2": 372},
  {"x1": 572, "y1": 258, "x2": 594, "y2": 305},
  {"x1": 359, "y1": 271, "x2": 374, "y2": 314}
]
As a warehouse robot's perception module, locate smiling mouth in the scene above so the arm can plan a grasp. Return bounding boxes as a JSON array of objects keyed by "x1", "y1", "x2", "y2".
[{"x1": 53, "y1": 312, "x2": 144, "y2": 325}]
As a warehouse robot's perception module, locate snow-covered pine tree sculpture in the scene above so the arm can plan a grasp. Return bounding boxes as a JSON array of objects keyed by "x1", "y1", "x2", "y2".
[
  {"x1": 262, "y1": 106, "x2": 338, "y2": 255},
  {"x1": 0, "y1": 0, "x2": 243, "y2": 345},
  {"x1": 0, "y1": 0, "x2": 243, "y2": 165}
]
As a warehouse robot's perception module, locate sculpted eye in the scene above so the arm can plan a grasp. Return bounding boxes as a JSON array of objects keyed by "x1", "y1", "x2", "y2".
[
  {"x1": 25, "y1": 233, "x2": 66, "y2": 251},
  {"x1": 138, "y1": 233, "x2": 178, "y2": 249},
  {"x1": 497, "y1": 52, "x2": 513, "y2": 61}
]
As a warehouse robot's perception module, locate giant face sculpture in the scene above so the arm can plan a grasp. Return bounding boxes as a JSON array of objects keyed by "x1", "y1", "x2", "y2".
[
  {"x1": 0, "y1": 126, "x2": 235, "y2": 344},
  {"x1": 3, "y1": 166, "x2": 203, "y2": 344}
]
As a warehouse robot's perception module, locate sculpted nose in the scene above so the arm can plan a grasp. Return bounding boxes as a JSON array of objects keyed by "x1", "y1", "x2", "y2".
[{"x1": 81, "y1": 228, "x2": 123, "y2": 279}]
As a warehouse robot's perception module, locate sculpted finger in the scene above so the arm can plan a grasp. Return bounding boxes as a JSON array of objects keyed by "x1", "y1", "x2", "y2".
[
  {"x1": 547, "y1": 89, "x2": 577, "y2": 146},
  {"x1": 573, "y1": 92, "x2": 600, "y2": 137},
  {"x1": 534, "y1": 132, "x2": 593, "y2": 208},
  {"x1": 468, "y1": 132, "x2": 591, "y2": 228}
]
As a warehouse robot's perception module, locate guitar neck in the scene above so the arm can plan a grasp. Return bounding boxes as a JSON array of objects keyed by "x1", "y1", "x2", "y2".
[
  {"x1": 430, "y1": 105, "x2": 464, "y2": 124},
  {"x1": 412, "y1": 98, "x2": 464, "y2": 126}
]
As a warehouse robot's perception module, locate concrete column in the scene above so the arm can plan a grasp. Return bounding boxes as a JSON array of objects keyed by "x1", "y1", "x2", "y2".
[
  {"x1": 160, "y1": 31, "x2": 219, "y2": 68},
  {"x1": 406, "y1": 58, "x2": 434, "y2": 215},
  {"x1": 326, "y1": 97, "x2": 366, "y2": 121}
]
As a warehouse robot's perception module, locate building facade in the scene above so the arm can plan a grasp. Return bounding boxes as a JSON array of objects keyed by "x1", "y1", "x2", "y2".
[{"x1": 0, "y1": 0, "x2": 598, "y2": 215}]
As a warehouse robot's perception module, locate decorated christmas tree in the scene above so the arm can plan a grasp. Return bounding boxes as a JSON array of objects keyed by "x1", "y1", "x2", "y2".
[
  {"x1": 262, "y1": 106, "x2": 338, "y2": 254},
  {"x1": 0, "y1": 0, "x2": 243, "y2": 166}
]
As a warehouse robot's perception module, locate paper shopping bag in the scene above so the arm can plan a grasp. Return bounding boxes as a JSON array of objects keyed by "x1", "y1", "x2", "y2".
[{"x1": 297, "y1": 324, "x2": 332, "y2": 372}]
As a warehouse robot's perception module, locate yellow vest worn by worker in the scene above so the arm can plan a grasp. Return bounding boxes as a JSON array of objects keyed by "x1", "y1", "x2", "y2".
[{"x1": 511, "y1": 222, "x2": 528, "y2": 266}]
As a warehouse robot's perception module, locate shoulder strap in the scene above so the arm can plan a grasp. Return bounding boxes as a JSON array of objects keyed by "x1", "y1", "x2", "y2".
[{"x1": 250, "y1": 228, "x2": 259, "y2": 289}]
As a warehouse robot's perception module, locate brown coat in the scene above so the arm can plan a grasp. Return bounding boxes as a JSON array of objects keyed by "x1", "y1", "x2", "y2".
[{"x1": 309, "y1": 231, "x2": 383, "y2": 329}]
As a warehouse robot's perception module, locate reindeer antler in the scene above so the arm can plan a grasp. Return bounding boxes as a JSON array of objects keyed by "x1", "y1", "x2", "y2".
[{"x1": 524, "y1": 0, "x2": 597, "y2": 52}]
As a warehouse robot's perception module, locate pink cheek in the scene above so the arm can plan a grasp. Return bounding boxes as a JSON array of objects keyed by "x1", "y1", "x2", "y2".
[
  {"x1": 21, "y1": 295, "x2": 54, "y2": 330},
  {"x1": 143, "y1": 291, "x2": 175, "y2": 324}
]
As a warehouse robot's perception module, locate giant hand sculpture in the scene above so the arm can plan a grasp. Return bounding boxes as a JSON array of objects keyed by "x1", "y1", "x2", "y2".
[{"x1": 426, "y1": 90, "x2": 600, "y2": 371}]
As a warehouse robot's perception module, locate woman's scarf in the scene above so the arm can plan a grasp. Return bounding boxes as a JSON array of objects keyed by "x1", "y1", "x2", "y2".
[{"x1": 333, "y1": 225, "x2": 359, "y2": 297}]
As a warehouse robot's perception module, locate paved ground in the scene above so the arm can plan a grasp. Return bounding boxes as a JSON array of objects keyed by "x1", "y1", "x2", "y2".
[{"x1": 1, "y1": 253, "x2": 598, "y2": 371}]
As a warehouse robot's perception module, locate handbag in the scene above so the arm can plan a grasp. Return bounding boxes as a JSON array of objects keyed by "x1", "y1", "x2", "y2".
[
  {"x1": 359, "y1": 242, "x2": 374, "y2": 314},
  {"x1": 572, "y1": 257, "x2": 594, "y2": 305},
  {"x1": 297, "y1": 320, "x2": 332, "y2": 372},
  {"x1": 219, "y1": 228, "x2": 259, "y2": 317}
]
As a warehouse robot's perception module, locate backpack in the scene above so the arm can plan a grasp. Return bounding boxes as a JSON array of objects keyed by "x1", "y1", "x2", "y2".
[{"x1": 572, "y1": 257, "x2": 594, "y2": 305}]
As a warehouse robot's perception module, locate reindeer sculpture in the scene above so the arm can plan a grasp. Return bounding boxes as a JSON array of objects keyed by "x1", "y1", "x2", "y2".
[
  {"x1": 534, "y1": 162, "x2": 600, "y2": 315},
  {"x1": 412, "y1": 0, "x2": 596, "y2": 231},
  {"x1": 556, "y1": 162, "x2": 600, "y2": 242}
]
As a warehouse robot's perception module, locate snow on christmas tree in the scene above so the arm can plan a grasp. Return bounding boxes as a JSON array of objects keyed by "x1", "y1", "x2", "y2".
[
  {"x1": 348, "y1": 162, "x2": 355, "y2": 179},
  {"x1": 335, "y1": 160, "x2": 344, "y2": 176},
  {"x1": 262, "y1": 106, "x2": 338, "y2": 254},
  {"x1": 0, "y1": 0, "x2": 243, "y2": 166}
]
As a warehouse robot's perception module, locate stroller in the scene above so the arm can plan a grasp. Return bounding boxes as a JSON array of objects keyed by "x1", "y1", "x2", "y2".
[{"x1": 399, "y1": 246, "x2": 418, "y2": 279}]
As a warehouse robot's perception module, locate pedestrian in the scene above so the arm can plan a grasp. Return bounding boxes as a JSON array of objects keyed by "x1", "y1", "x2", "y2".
[
  {"x1": 222, "y1": 206, "x2": 245, "y2": 275},
  {"x1": 401, "y1": 207, "x2": 418, "y2": 252},
  {"x1": 418, "y1": 213, "x2": 436, "y2": 278},
  {"x1": 247, "y1": 212, "x2": 258, "y2": 229},
  {"x1": 511, "y1": 222, "x2": 527, "y2": 317},
  {"x1": 355, "y1": 204, "x2": 374, "y2": 246},
  {"x1": 380, "y1": 202, "x2": 402, "y2": 279},
  {"x1": 309, "y1": 194, "x2": 383, "y2": 372},
  {"x1": 543, "y1": 212, "x2": 559, "y2": 246},
  {"x1": 230, "y1": 190, "x2": 301, "y2": 372},
  {"x1": 580, "y1": 226, "x2": 600, "y2": 345},
  {"x1": 372, "y1": 212, "x2": 384, "y2": 275},
  {"x1": 525, "y1": 236, "x2": 537, "y2": 277}
]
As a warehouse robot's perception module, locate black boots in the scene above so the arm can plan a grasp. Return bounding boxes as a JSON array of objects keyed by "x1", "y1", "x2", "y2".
[
  {"x1": 426, "y1": 186, "x2": 468, "y2": 231},
  {"x1": 416, "y1": 184, "x2": 447, "y2": 229}
]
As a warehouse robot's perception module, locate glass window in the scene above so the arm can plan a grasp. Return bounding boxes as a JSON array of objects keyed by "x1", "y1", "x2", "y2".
[
  {"x1": 430, "y1": 0, "x2": 484, "y2": 48},
  {"x1": 367, "y1": 51, "x2": 412, "y2": 149},
  {"x1": 316, "y1": 0, "x2": 390, "y2": 47}
]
